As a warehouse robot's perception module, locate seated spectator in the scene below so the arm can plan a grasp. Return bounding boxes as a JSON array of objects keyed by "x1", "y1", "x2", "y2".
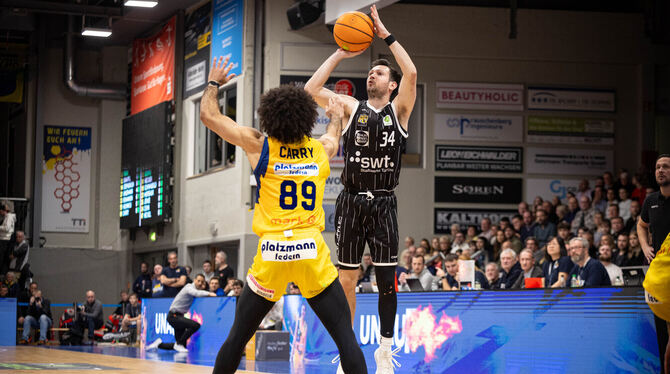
[
  {"x1": 396, "y1": 249, "x2": 410, "y2": 281},
  {"x1": 465, "y1": 226, "x2": 477, "y2": 242},
  {"x1": 185, "y1": 266, "x2": 193, "y2": 284},
  {"x1": 571, "y1": 196, "x2": 597, "y2": 234},
  {"x1": 533, "y1": 209, "x2": 556, "y2": 248},
  {"x1": 132, "y1": 262, "x2": 152, "y2": 299},
  {"x1": 209, "y1": 276, "x2": 225, "y2": 296},
  {"x1": 611, "y1": 217, "x2": 626, "y2": 239},
  {"x1": 227, "y1": 279, "x2": 244, "y2": 297},
  {"x1": 76, "y1": 290, "x2": 104, "y2": 344},
  {"x1": 555, "y1": 204, "x2": 568, "y2": 223},
  {"x1": 557, "y1": 222, "x2": 571, "y2": 242},
  {"x1": 202, "y1": 260, "x2": 215, "y2": 283},
  {"x1": 479, "y1": 218, "x2": 495, "y2": 242},
  {"x1": 448, "y1": 224, "x2": 461, "y2": 242},
  {"x1": 438, "y1": 235, "x2": 451, "y2": 255},
  {"x1": 579, "y1": 229, "x2": 598, "y2": 259},
  {"x1": 605, "y1": 189, "x2": 618, "y2": 211},
  {"x1": 485, "y1": 262, "x2": 500, "y2": 289},
  {"x1": 592, "y1": 212, "x2": 604, "y2": 244},
  {"x1": 18, "y1": 289, "x2": 51, "y2": 345},
  {"x1": 625, "y1": 200, "x2": 641, "y2": 232},
  {"x1": 614, "y1": 233, "x2": 629, "y2": 261},
  {"x1": 287, "y1": 282, "x2": 301, "y2": 295},
  {"x1": 518, "y1": 201, "x2": 530, "y2": 215},
  {"x1": 215, "y1": 251, "x2": 234, "y2": 288},
  {"x1": 491, "y1": 230, "x2": 506, "y2": 262},
  {"x1": 525, "y1": 237, "x2": 544, "y2": 265},
  {"x1": 151, "y1": 264, "x2": 164, "y2": 297},
  {"x1": 8, "y1": 230, "x2": 31, "y2": 290},
  {"x1": 591, "y1": 186, "x2": 607, "y2": 213},
  {"x1": 473, "y1": 237, "x2": 491, "y2": 268},
  {"x1": 503, "y1": 227, "x2": 522, "y2": 253},
  {"x1": 107, "y1": 291, "x2": 130, "y2": 332},
  {"x1": 398, "y1": 254, "x2": 438, "y2": 292},
  {"x1": 438, "y1": 253, "x2": 488, "y2": 290},
  {"x1": 618, "y1": 231, "x2": 645, "y2": 266},
  {"x1": 499, "y1": 217, "x2": 512, "y2": 231},
  {"x1": 576, "y1": 179, "x2": 592, "y2": 202},
  {"x1": 564, "y1": 197, "x2": 579, "y2": 224},
  {"x1": 450, "y1": 232, "x2": 469, "y2": 254},
  {"x1": 3, "y1": 272, "x2": 19, "y2": 297},
  {"x1": 606, "y1": 202, "x2": 619, "y2": 220},
  {"x1": 512, "y1": 249, "x2": 544, "y2": 288},
  {"x1": 0, "y1": 283, "x2": 7, "y2": 297},
  {"x1": 543, "y1": 236, "x2": 572, "y2": 288},
  {"x1": 120, "y1": 293, "x2": 141, "y2": 334},
  {"x1": 598, "y1": 244, "x2": 623, "y2": 285},
  {"x1": 568, "y1": 237, "x2": 611, "y2": 287},
  {"x1": 618, "y1": 188, "x2": 632, "y2": 221},
  {"x1": 403, "y1": 236, "x2": 415, "y2": 251},
  {"x1": 542, "y1": 201, "x2": 558, "y2": 225},
  {"x1": 630, "y1": 173, "x2": 646, "y2": 204},
  {"x1": 17, "y1": 282, "x2": 38, "y2": 326},
  {"x1": 430, "y1": 237, "x2": 440, "y2": 253},
  {"x1": 360, "y1": 253, "x2": 375, "y2": 283},
  {"x1": 419, "y1": 238, "x2": 431, "y2": 251},
  {"x1": 498, "y1": 249, "x2": 522, "y2": 289},
  {"x1": 160, "y1": 252, "x2": 187, "y2": 298}
]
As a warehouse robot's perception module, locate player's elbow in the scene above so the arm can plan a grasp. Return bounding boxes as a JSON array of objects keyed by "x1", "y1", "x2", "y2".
[{"x1": 303, "y1": 80, "x2": 319, "y2": 97}]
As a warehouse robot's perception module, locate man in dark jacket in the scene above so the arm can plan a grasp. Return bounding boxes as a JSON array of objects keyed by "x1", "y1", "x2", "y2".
[
  {"x1": 77, "y1": 290, "x2": 104, "y2": 344},
  {"x1": 499, "y1": 248, "x2": 522, "y2": 289},
  {"x1": 19, "y1": 289, "x2": 52, "y2": 345},
  {"x1": 9, "y1": 231, "x2": 31, "y2": 290},
  {"x1": 132, "y1": 262, "x2": 152, "y2": 299}
]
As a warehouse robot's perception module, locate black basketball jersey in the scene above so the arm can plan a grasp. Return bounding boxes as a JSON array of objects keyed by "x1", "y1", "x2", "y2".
[{"x1": 340, "y1": 100, "x2": 407, "y2": 191}]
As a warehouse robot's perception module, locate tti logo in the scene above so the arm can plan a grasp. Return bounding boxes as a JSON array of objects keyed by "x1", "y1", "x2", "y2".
[{"x1": 71, "y1": 218, "x2": 86, "y2": 226}]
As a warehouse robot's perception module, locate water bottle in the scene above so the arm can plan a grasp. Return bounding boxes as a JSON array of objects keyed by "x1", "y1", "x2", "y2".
[
  {"x1": 570, "y1": 274, "x2": 579, "y2": 288},
  {"x1": 614, "y1": 276, "x2": 623, "y2": 286}
]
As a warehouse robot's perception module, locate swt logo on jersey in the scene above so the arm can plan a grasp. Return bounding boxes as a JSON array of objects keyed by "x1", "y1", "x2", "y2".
[
  {"x1": 273, "y1": 163, "x2": 319, "y2": 176},
  {"x1": 349, "y1": 151, "x2": 395, "y2": 172},
  {"x1": 261, "y1": 238, "x2": 317, "y2": 262}
]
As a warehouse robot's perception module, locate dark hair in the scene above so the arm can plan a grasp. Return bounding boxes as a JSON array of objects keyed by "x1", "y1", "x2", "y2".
[
  {"x1": 370, "y1": 59, "x2": 401, "y2": 100},
  {"x1": 444, "y1": 253, "x2": 459, "y2": 263},
  {"x1": 657, "y1": 154, "x2": 670, "y2": 162},
  {"x1": 557, "y1": 222, "x2": 571, "y2": 231},
  {"x1": 210, "y1": 276, "x2": 220, "y2": 282},
  {"x1": 500, "y1": 217, "x2": 510, "y2": 223},
  {"x1": 232, "y1": 279, "x2": 244, "y2": 287},
  {"x1": 203, "y1": 260, "x2": 212, "y2": 265},
  {"x1": 258, "y1": 85, "x2": 317, "y2": 144},
  {"x1": 412, "y1": 254, "x2": 425, "y2": 263},
  {"x1": 544, "y1": 236, "x2": 568, "y2": 263},
  {"x1": 195, "y1": 273, "x2": 205, "y2": 280},
  {"x1": 512, "y1": 214, "x2": 522, "y2": 221},
  {"x1": 611, "y1": 216, "x2": 624, "y2": 224}
]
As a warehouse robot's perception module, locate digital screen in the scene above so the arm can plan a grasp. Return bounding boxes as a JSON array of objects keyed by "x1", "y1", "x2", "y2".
[{"x1": 120, "y1": 101, "x2": 173, "y2": 229}]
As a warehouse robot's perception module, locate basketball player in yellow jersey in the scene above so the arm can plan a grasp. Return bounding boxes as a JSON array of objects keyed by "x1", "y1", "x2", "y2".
[{"x1": 201, "y1": 57, "x2": 367, "y2": 374}]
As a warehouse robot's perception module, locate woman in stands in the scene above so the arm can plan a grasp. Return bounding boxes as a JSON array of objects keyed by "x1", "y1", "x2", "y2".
[
  {"x1": 617, "y1": 231, "x2": 645, "y2": 267},
  {"x1": 543, "y1": 236, "x2": 572, "y2": 288}
]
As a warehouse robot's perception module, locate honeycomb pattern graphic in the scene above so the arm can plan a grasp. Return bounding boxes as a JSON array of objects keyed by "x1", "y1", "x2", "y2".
[{"x1": 53, "y1": 150, "x2": 80, "y2": 213}]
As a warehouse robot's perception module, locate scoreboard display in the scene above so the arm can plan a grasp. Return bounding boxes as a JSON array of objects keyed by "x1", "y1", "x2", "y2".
[{"x1": 120, "y1": 101, "x2": 173, "y2": 229}]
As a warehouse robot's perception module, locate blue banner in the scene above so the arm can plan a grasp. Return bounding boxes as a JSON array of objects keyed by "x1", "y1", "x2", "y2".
[
  {"x1": 0, "y1": 298, "x2": 16, "y2": 345},
  {"x1": 283, "y1": 288, "x2": 660, "y2": 373},
  {"x1": 211, "y1": 0, "x2": 244, "y2": 77},
  {"x1": 142, "y1": 297, "x2": 236, "y2": 357}
]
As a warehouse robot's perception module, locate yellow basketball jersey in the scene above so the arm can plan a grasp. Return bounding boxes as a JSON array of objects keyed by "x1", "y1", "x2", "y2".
[{"x1": 252, "y1": 137, "x2": 329, "y2": 235}]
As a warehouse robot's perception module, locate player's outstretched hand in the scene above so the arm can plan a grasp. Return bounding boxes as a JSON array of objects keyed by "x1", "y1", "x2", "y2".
[
  {"x1": 334, "y1": 48, "x2": 365, "y2": 59},
  {"x1": 208, "y1": 56, "x2": 236, "y2": 86},
  {"x1": 370, "y1": 4, "x2": 390, "y2": 39},
  {"x1": 325, "y1": 96, "x2": 346, "y2": 121}
]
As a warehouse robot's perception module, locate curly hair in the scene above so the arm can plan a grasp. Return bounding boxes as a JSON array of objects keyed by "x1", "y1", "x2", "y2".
[{"x1": 258, "y1": 85, "x2": 317, "y2": 144}]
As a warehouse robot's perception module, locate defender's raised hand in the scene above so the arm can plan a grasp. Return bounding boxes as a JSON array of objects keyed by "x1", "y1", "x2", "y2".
[{"x1": 208, "y1": 56, "x2": 236, "y2": 86}]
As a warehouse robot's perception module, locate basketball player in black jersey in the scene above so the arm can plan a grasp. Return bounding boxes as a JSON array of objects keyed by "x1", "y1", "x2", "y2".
[{"x1": 305, "y1": 5, "x2": 417, "y2": 374}]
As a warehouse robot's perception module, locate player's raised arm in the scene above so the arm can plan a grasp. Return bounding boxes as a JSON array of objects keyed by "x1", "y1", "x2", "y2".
[
  {"x1": 319, "y1": 96, "x2": 346, "y2": 159},
  {"x1": 370, "y1": 4, "x2": 417, "y2": 128},
  {"x1": 304, "y1": 49, "x2": 362, "y2": 111},
  {"x1": 200, "y1": 57, "x2": 264, "y2": 157}
]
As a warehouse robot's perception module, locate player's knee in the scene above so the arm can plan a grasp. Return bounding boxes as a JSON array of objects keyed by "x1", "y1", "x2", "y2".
[
  {"x1": 338, "y1": 269, "x2": 358, "y2": 288},
  {"x1": 375, "y1": 266, "x2": 396, "y2": 295}
]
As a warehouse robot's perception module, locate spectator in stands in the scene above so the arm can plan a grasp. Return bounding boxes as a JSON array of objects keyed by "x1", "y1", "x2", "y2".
[
  {"x1": 17, "y1": 281, "x2": 38, "y2": 326},
  {"x1": 543, "y1": 236, "x2": 571, "y2": 288},
  {"x1": 576, "y1": 179, "x2": 592, "y2": 202},
  {"x1": 438, "y1": 253, "x2": 488, "y2": 290},
  {"x1": 503, "y1": 226, "x2": 522, "y2": 253},
  {"x1": 396, "y1": 249, "x2": 411, "y2": 281},
  {"x1": 568, "y1": 237, "x2": 611, "y2": 287},
  {"x1": 438, "y1": 236, "x2": 451, "y2": 255},
  {"x1": 614, "y1": 233, "x2": 630, "y2": 263},
  {"x1": 520, "y1": 211, "x2": 535, "y2": 243},
  {"x1": 532, "y1": 196, "x2": 544, "y2": 212},
  {"x1": 606, "y1": 197, "x2": 619, "y2": 218},
  {"x1": 598, "y1": 244, "x2": 623, "y2": 285},
  {"x1": 160, "y1": 252, "x2": 187, "y2": 298},
  {"x1": 120, "y1": 293, "x2": 141, "y2": 334},
  {"x1": 398, "y1": 254, "x2": 438, "y2": 291},
  {"x1": 557, "y1": 222, "x2": 571, "y2": 242},
  {"x1": 630, "y1": 173, "x2": 646, "y2": 204},
  {"x1": 419, "y1": 238, "x2": 431, "y2": 251},
  {"x1": 3, "y1": 272, "x2": 19, "y2": 297},
  {"x1": 8, "y1": 230, "x2": 30, "y2": 289},
  {"x1": 542, "y1": 201, "x2": 558, "y2": 225},
  {"x1": 618, "y1": 188, "x2": 633, "y2": 221},
  {"x1": 18, "y1": 289, "x2": 51, "y2": 345},
  {"x1": 152, "y1": 264, "x2": 164, "y2": 297},
  {"x1": 603, "y1": 171, "x2": 614, "y2": 190},
  {"x1": 613, "y1": 170, "x2": 634, "y2": 195},
  {"x1": 611, "y1": 217, "x2": 626, "y2": 239},
  {"x1": 108, "y1": 291, "x2": 130, "y2": 332},
  {"x1": 533, "y1": 209, "x2": 556, "y2": 248},
  {"x1": 447, "y1": 224, "x2": 461, "y2": 243},
  {"x1": 571, "y1": 196, "x2": 597, "y2": 234},
  {"x1": 591, "y1": 186, "x2": 608, "y2": 213},
  {"x1": 555, "y1": 204, "x2": 568, "y2": 223},
  {"x1": 77, "y1": 290, "x2": 104, "y2": 344},
  {"x1": 202, "y1": 260, "x2": 215, "y2": 283},
  {"x1": 619, "y1": 231, "x2": 645, "y2": 266},
  {"x1": 511, "y1": 214, "x2": 523, "y2": 233},
  {"x1": 524, "y1": 237, "x2": 543, "y2": 264},
  {"x1": 132, "y1": 262, "x2": 152, "y2": 299},
  {"x1": 430, "y1": 237, "x2": 439, "y2": 253},
  {"x1": 209, "y1": 276, "x2": 225, "y2": 296},
  {"x1": 479, "y1": 218, "x2": 494, "y2": 242},
  {"x1": 564, "y1": 197, "x2": 579, "y2": 224},
  {"x1": 227, "y1": 279, "x2": 244, "y2": 297},
  {"x1": 580, "y1": 229, "x2": 598, "y2": 259},
  {"x1": 450, "y1": 232, "x2": 469, "y2": 254},
  {"x1": 625, "y1": 200, "x2": 641, "y2": 232},
  {"x1": 485, "y1": 262, "x2": 500, "y2": 289},
  {"x1": 214, "y1": 251, "x2": 234, "y2": 288},
  {"x1": 0, "y1": 203, "x2": 16, "y2": 275},
  {"x1": 498, "y1": 249, "x2": 522, "y2": 289},
  {"x1": 596, "y1": 219, "x2": 611, "y2": 246},
  {"x1": 185, "y1": 266, "x2": 193, "y2": 284},
  {"x1": 492, "y1": 230, "x2": 506, "y2": 262},
  {"x1": 518, "y1": 201, "x2": 529, "y2": 215},
  {"x1": 465, "y1": 226, "x2": 477, "y2": 242},
  {"x1": 0, "y1": 283, "x2": 7, "y2": 297},
  {"x1": 288, "y1": 282, "x2": 301, "y2": 295},
  {"x1": 512, "y1": 249, "x2": 544, "y2": 288},
  {"x1": 474, "y1": 237, "x2": 492, "y2": 266},
  {"x1": 403, "y1": 236, "x2": 415, "y2": 251}
]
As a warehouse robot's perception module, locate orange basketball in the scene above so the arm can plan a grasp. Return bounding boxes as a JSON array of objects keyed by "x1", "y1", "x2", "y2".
[{"x1": 333, "y1": 11, "x2": 374, "y2": 52}]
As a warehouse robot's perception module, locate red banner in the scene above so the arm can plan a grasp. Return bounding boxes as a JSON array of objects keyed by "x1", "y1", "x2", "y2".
[{"x1": 131, "y1": 16, "x2": 176, "y2": 115}]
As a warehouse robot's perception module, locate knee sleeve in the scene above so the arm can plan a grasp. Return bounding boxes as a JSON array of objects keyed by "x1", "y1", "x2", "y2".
[{"x1": 375, "y1": 266, "x2": 397, "y2": 338}]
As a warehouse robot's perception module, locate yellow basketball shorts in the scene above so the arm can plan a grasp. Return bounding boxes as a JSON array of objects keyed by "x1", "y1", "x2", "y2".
[{"x1": 246, "y1": 228, "x2": 338, "y2": 302}]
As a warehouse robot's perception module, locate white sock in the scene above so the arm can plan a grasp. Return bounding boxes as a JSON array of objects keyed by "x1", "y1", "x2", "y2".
[{"x1": 380, "y1": 336, "x2": 393, "y2": 348}]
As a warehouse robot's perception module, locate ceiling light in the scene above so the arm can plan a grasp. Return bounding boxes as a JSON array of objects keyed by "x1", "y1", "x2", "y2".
[
  {"x1": 81, "y1": 27, "x2": 112, "y2": 38},
  {"x1": 124, "y1": 0, "x2": 158, "y2": 7}
]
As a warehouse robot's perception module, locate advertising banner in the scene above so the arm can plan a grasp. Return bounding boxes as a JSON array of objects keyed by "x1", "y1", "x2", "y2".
[
  {"x1": 526, "y1": 147, "x2": 613, "y2": 176},
  {"x1": 324, "y1": 169, "x2": 344, "y2": 200},
  {"x1": 436, "y1": 82, "x2": 524, "y2": 110},
  {"x1": 183, "y1": 2, "x2": 212, "y2": 98},
  {"x1": 131, "y1": 16, "x2": 175, "y2": 115},
  {"x1": 0, "y1": 298, "x2": 16, "y2": 345},
  {"x1": 141, "y1": 297, "x2": 236, "y2": 356},
  {"x1": 41, "y1": 126, "x2": 91, "y2": 232},
  {"x1": 434, "y1": 208, "x2": 517, "y2": 233},
  {"x1": 435, "y1": 176, "x2": 522, "y2": 204},
  {"x1": 211, "y1": 0, "x2": 244, "y2": 77},
  {"x1": 283, "y1": 288, "x2": 660, "y2": 373},
  {"x1": 324, "y1": 204, "x2": 336, "y2": 232},
  {"x1": 434, "y1": 113, "x2": 523, "y2": 142},
  {"x1": 527, "y1": 86, "x2": 616, "y2": 112},
  {"x1": 527, "y1": 116, "x2": 614, "y2": 145},
  {"x1": 435, "y1": 145, "x2": 522, "y2": 173},
  {"x1": 525, "y1": 178, "x2": 597, "y2": 204}
]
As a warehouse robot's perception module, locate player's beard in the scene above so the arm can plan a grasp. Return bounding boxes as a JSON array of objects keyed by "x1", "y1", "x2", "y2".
[{"x1": 367, "y1": 84, "x2": 385, "y2": 100}]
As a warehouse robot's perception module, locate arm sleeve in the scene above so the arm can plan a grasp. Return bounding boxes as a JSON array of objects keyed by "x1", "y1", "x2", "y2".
[{"x1": 186, "y1": 285, "x2": 211, "y2": 298}]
